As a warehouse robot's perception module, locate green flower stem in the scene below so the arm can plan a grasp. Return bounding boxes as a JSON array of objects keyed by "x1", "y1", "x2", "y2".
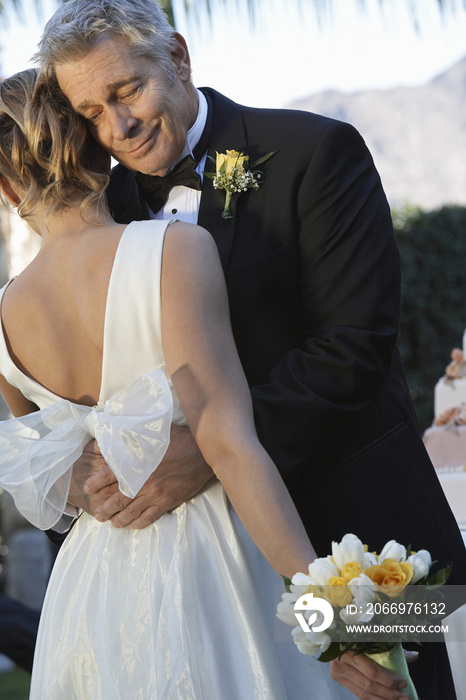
[
  {"x1": 365, "y1": 644, "x2": 418, "y2": 700},
  {"x1": 222, "y1": 191, "x2": 233, "y2": 220}
]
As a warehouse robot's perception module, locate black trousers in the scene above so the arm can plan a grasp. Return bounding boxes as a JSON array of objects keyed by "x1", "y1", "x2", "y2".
[
  {"x1": 0, "y1": 594, "x2": 40, "y2": 673},
  {"x1": 407, "y1": 641, "x2": 457, "y2": 700}
]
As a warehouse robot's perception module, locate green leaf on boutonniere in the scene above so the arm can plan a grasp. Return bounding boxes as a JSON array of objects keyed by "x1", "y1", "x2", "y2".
[{"x1": 251, "y1": 151, "x2": 276, "y2": 168}]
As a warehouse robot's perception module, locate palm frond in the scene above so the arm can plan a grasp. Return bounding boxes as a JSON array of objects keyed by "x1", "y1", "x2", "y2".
[
  {"x1": 1, "y1": 0, "x2": 465, "y2": 29},
  {"x1": 0, "y1": 0, "x2": 54, "y2": 23},
  {"x1": 170, "y1": 0, "x2": 466, "y2": 30}
]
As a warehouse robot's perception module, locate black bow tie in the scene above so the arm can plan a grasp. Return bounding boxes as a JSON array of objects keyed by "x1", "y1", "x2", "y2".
[{"x1": 136, "y1": 155, "x2": 202, "y2": 214}]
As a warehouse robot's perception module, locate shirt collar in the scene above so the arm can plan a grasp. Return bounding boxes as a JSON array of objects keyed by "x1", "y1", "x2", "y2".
[{"x1": 170, "y1": 89, "x2": 208, "y2": 171}]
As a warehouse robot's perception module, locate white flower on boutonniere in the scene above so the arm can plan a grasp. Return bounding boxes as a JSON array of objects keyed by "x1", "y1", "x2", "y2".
[{"x1": 204, "y1": 149, "x2": 275, "y2": 220}]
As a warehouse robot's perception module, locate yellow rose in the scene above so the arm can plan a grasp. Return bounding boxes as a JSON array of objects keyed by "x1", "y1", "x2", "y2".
[
  {"x1": 364, "y1": 558, "x2": 414, "y2": 597},
  {"x1": 340, "y1": 561, "x2": 362, "y2": 583},
  {"x1": 302, "y1": 583, "x2": 325, "y2": 598},
  {"x1": 324, "y1": 576, "x2": 353, "y2": 608},
  {"x1": 216, "y1": 150, "x2": 249, "y2": 178}
]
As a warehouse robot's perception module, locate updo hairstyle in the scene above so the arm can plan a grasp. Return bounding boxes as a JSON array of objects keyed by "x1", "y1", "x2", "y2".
[{"x1": 0, "y1": 68, "x2": 110, "y2": 220}]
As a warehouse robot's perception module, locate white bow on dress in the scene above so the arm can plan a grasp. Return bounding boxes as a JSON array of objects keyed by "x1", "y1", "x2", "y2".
[{"x1": 0, "y1": 369, "x2": 173, "y2": 529}]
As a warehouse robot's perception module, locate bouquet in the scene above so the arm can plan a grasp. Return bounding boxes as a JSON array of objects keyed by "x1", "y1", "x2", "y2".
[{"x1": 276, "y1": 533, "x2": 451, "y2": 700}]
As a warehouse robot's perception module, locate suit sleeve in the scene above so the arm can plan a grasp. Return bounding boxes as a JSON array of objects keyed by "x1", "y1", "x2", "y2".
[{"x1": 250, "y1": 120, "x2": 402, "y2": 486}]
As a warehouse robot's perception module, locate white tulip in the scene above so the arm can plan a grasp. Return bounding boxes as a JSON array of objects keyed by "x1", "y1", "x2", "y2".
[
  {"x1": 348, "y1": 573, "x2": 378, "y2": 603},
  {"x1": 332, "y1": 534, "x2": 366, "y2": 570},
  {"x1": 407, "y1": 550, "x2": 432, "y2": 583},
  {"x1": 378, "y1": 539, "x2": 407, "y2": 563},
  {"x1": 363, "y1": 551, "x2": 378, "y2": 567},
  {"x1": 291, "y1": 571, "x2": 313, "y2": 588},
  {"x1": 276, "y1": 592, "x2": 300, "y2": 627},
  {"x1": 291, "y1": 625, "x2": 332, "y2": 656},
  {"x1": 339, "y1": 598, "x2": 375, "y2": 625},
  {"x1": 306, "y1": 556, "x2": 340, "y2": 585}
]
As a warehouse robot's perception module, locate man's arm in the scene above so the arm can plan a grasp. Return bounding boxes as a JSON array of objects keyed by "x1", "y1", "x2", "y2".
[
  {"x1": 70, "y1": 424, "x2": 213, "y2": 528},
  {"x1": 251, "y1": 120, "x2": 401, "y2": 484}
]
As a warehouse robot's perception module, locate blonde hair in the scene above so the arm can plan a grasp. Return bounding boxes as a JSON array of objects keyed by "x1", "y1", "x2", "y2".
[{"x1": 0, "y1": 68, "x2": 110, "y2": 220}]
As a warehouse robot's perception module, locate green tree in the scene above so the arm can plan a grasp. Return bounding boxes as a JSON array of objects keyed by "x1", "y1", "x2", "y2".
[{"x1": 394, "y1": 205, "x2": 466, "y2": 431}]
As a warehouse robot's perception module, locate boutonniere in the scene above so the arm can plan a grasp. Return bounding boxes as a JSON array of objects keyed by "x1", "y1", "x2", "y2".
[{"x1": 204, "y1": 149, "x2": 276, "y2": 220}]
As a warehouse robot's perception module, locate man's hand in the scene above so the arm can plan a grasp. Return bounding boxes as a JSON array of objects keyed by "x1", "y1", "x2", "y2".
[
  {"x1": 330, "y1": 650, "x2": 418, "y2": 699},
  {"x1": 68, "y1": 439, "x2": 120, "y2": 515},
  {"x1": 81, "y1": 424, "x2": 214, "y2": 529}
]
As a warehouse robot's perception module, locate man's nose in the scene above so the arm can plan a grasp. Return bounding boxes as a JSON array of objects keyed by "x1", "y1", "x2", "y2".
[{"x1": 107, "y1": 105, "x2": 138, "y2": 141}]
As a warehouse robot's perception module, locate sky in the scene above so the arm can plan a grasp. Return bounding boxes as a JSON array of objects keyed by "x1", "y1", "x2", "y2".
[{"x1": 0, "y1": 0, "x2": 466, "y2": 108}]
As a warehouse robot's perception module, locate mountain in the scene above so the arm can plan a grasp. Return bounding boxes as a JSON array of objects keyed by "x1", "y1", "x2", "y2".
[{"x1": 288, "y1": 57, "x2": 466, "y2": 210}]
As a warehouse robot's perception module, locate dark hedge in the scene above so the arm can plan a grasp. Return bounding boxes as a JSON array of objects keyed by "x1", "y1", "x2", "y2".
[{"x1": 393, "y1": 205, "x2": 466, "y2": 431}]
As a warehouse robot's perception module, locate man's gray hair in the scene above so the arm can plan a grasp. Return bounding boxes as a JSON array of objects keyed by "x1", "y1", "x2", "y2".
[{"x1": 35, "y1": 0, "x2": 177, "y2": 82}]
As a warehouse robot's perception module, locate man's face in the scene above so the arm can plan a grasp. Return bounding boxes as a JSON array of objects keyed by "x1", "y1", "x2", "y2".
[{"x1": 55, "y1": 33, "x2": 198, "y2": 176}]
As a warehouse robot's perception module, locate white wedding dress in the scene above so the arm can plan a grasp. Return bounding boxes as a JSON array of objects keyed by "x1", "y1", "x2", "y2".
[{"x1": 0, "y1": 220, "x2": 352, "y2": 699}]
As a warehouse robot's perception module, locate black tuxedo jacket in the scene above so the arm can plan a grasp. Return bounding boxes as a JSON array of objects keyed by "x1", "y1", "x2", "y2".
[{"x1": 107, "y1": 88, "x2": 466, "y2": 581}]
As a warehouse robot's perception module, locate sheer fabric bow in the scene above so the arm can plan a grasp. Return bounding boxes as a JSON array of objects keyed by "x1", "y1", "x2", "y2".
[{"x1": 0, "y1": 370, "x2": 173, "y2": 529}]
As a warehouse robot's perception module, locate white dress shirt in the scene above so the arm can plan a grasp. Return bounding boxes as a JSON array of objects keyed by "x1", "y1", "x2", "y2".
[{"x1": 150, "y1": 89, "x2": 208, "y2": 225}]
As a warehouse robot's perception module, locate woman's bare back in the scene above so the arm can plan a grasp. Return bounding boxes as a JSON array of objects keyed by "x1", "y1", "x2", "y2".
[{"x1": 1, "y1": 223, "x2": 125, "y2": 406}]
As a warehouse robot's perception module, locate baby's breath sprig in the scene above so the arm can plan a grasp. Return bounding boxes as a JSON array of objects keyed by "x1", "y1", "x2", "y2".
[{"x1": 204, "y1": 149, "x2": 275, "y2": 220}]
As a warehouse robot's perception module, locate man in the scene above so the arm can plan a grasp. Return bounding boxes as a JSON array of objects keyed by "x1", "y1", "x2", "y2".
[{"x1": 37, "y1": 1, "x2": 465, "y2": 697}]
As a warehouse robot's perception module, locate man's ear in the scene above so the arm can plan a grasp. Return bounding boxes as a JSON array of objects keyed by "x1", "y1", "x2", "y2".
[
  {"x1": 0, "y1": 176, "x2": 21, "y2": 207},
  {"x1": 171, "y1": 32, "x2": 192, "y2": 82}
]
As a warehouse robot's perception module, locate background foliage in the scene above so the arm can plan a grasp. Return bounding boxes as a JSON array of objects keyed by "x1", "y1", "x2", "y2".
[
  {"x1": 2, "y1": 0, "x2": 466, "y2": 29},
  {"x1": 394, "y1": 205, "x2": 466, "y2": 431}
]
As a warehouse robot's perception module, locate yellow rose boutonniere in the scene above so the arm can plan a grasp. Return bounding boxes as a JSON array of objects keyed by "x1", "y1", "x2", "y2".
[{"x1": 204, "y1": 149, "x2": 276, "y2": 220}]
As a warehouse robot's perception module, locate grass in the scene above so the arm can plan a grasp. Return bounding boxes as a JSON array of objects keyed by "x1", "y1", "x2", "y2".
[{"x1": 0, "y1": 668, "x2": 31, "y2": 699}]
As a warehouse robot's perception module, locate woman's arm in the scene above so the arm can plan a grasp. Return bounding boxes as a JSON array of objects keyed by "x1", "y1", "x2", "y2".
[
  {"x1": 0, "y1": 374, "x2": 38, "y2": 416},
  {"x1": 161, "y1": 222, "x2": 316, "y2": 578}
]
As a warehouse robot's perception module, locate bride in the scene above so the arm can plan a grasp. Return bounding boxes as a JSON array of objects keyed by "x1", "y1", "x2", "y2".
[{"x1": 0, "y1": 69, "x2": 363, "y2": 699}]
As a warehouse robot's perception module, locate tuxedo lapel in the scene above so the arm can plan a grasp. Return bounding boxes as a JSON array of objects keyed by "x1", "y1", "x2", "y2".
[{"x1": 198, "y1": 89, "x2": 248, "y2": 273}]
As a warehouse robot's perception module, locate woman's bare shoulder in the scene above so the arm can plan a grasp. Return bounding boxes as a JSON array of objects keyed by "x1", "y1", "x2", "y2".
[
  {"x1": 163, "y1": 221, "x2": 220, "y2": 276},
  {"x1": 165, "y1": 221, "x2": 216, "y2": 248}
]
